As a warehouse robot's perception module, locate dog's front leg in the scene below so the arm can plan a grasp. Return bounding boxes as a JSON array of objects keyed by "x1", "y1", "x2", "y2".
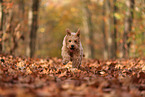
[
  {"x1": 72, "y1": 56, "x2": 81, "y2": 69},
  {"x1": 62, "y1": 49, "x2": 70, "y2": 65},
  {"x1": 62, "y1": 55, "x2": 70, "y2": 65}
]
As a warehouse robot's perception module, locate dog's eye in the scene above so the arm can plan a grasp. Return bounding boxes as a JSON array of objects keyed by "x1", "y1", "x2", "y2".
[
  {"x1": 69, "y1": 40, "x2": 71, "y2": 42},
  {"x1": 74, "y1": 40, "x2": 77, "y2": 43}
]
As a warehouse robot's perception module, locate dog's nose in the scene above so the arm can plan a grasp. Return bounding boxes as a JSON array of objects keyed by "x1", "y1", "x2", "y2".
[{"x1": 71, "y1": 45, "x2": 74, "y2": 48}]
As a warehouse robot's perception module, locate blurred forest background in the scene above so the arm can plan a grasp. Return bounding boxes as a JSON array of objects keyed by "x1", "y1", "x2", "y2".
[{"x1": 0, "y1": 0, "x2": 144, "y2": 59}]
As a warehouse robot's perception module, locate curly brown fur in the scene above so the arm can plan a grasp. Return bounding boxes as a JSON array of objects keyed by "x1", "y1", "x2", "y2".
[{"x1": 61, "y1": 29, "x2": 83, "y2": 68}]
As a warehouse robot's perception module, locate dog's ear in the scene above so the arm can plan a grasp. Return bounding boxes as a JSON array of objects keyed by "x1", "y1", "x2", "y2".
[
  {"x1": 66, "y1": 29, "x2": 71, "y2": 36},
  {"x1": 76, "y1": 28, "x2": 80, "y2": 37}
]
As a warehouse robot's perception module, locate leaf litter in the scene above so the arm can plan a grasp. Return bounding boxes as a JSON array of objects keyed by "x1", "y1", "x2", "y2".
[{"x1": 0, "y1": 54, "x2": 145, "y2": 97}]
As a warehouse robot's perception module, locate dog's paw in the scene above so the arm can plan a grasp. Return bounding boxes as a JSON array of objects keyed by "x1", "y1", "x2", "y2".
[
  {"x1": 63, "y1": 60, "x2": 69, "y2": 65},
  {"x1": 63, "y1": 62, "x2": 67, "y2": 65}
]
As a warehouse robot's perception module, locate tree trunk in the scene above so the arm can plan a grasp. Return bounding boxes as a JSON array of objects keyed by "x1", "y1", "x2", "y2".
[
  {"x1": 30, "y1": 0, "x2": 39, "y2": 57},
  {"x1": 26, "y1": 9, "x2": 32, "y2": 57},
  {"x1": 112, "y1": 0, "x2": 118, "y2": 58},
  {"x1": 102, "y1": 0, "x2": 108, "y2": 60},
  {"x1": 0, "y1": 0, "x2": 4, "y2": 53},
  {"x1": 82, "y1": 0, "x2": 94, "y2": 58},
  {"x1": 105, "y1": 0, "x2": 112, "y2": 59},
  {"x1": 123, "y1": 0, "x2": 135, "y2": 58}
]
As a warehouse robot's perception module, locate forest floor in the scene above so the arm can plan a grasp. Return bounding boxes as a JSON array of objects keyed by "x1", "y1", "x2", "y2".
[{"x1": 0, "y1": 54, "x2": 145, "y2": 97}]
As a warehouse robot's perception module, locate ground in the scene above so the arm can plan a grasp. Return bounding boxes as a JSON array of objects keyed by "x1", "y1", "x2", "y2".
[{"x1": 0, "y1": 54, "x2": 145, "y2": 97}]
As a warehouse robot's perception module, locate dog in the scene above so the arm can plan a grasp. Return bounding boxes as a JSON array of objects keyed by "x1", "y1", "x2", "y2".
[{"x1": 61, "y1": 28, "x2": 83, "y2": 68}]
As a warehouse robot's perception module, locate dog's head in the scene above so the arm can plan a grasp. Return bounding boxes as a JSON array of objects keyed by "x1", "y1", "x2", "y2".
[{"x1": 65, "y1": 28, "x2": 80, "y2": 52}]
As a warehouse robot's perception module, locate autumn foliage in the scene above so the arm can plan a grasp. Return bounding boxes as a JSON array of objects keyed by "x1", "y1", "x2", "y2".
[{"x1": 0, "y1": 54, "x2": 145, "y2": 97}]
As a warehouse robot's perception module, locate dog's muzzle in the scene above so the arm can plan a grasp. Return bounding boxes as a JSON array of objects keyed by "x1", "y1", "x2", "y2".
[{"x1": 70, "y1": 47, "x2": 75, "y2": 52}]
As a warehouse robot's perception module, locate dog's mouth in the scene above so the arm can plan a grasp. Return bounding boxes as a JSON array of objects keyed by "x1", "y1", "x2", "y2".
[{"x1": 70, "y1": 48, "x2": 75, "y2": 52}]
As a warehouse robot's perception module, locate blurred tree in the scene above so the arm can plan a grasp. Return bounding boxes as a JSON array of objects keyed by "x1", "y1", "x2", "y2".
[
  {"x1": 0, "y1": 0, "x2": 13, "y2": 53},
  {"x1": 123, "y1": 0, "x2": 135, "y2": 58},
  {"x1": 1, "y1": 0, "x2": 24, "y2": 54},
  {"x1": 102, "y1": 0, "x2": 108, "y2": 59},
  {"x1": 112, "y1": 0, "x2": 118, "y2": 58},
  {"x1": 0, "y1": 0, "x2": 4, "y2": 53},
  {"x1": 102, "y1": 0, "x2": 114, "y2": 59},
  {"x1": 105, "y1": 0, "x2": 113, "y2": 59},
  {"x1": 30, "y1": 0, "x2": 40, "y2": 57},
  {"x1": 82, "y1": 0, "x2": 94, "y2": 58}
]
